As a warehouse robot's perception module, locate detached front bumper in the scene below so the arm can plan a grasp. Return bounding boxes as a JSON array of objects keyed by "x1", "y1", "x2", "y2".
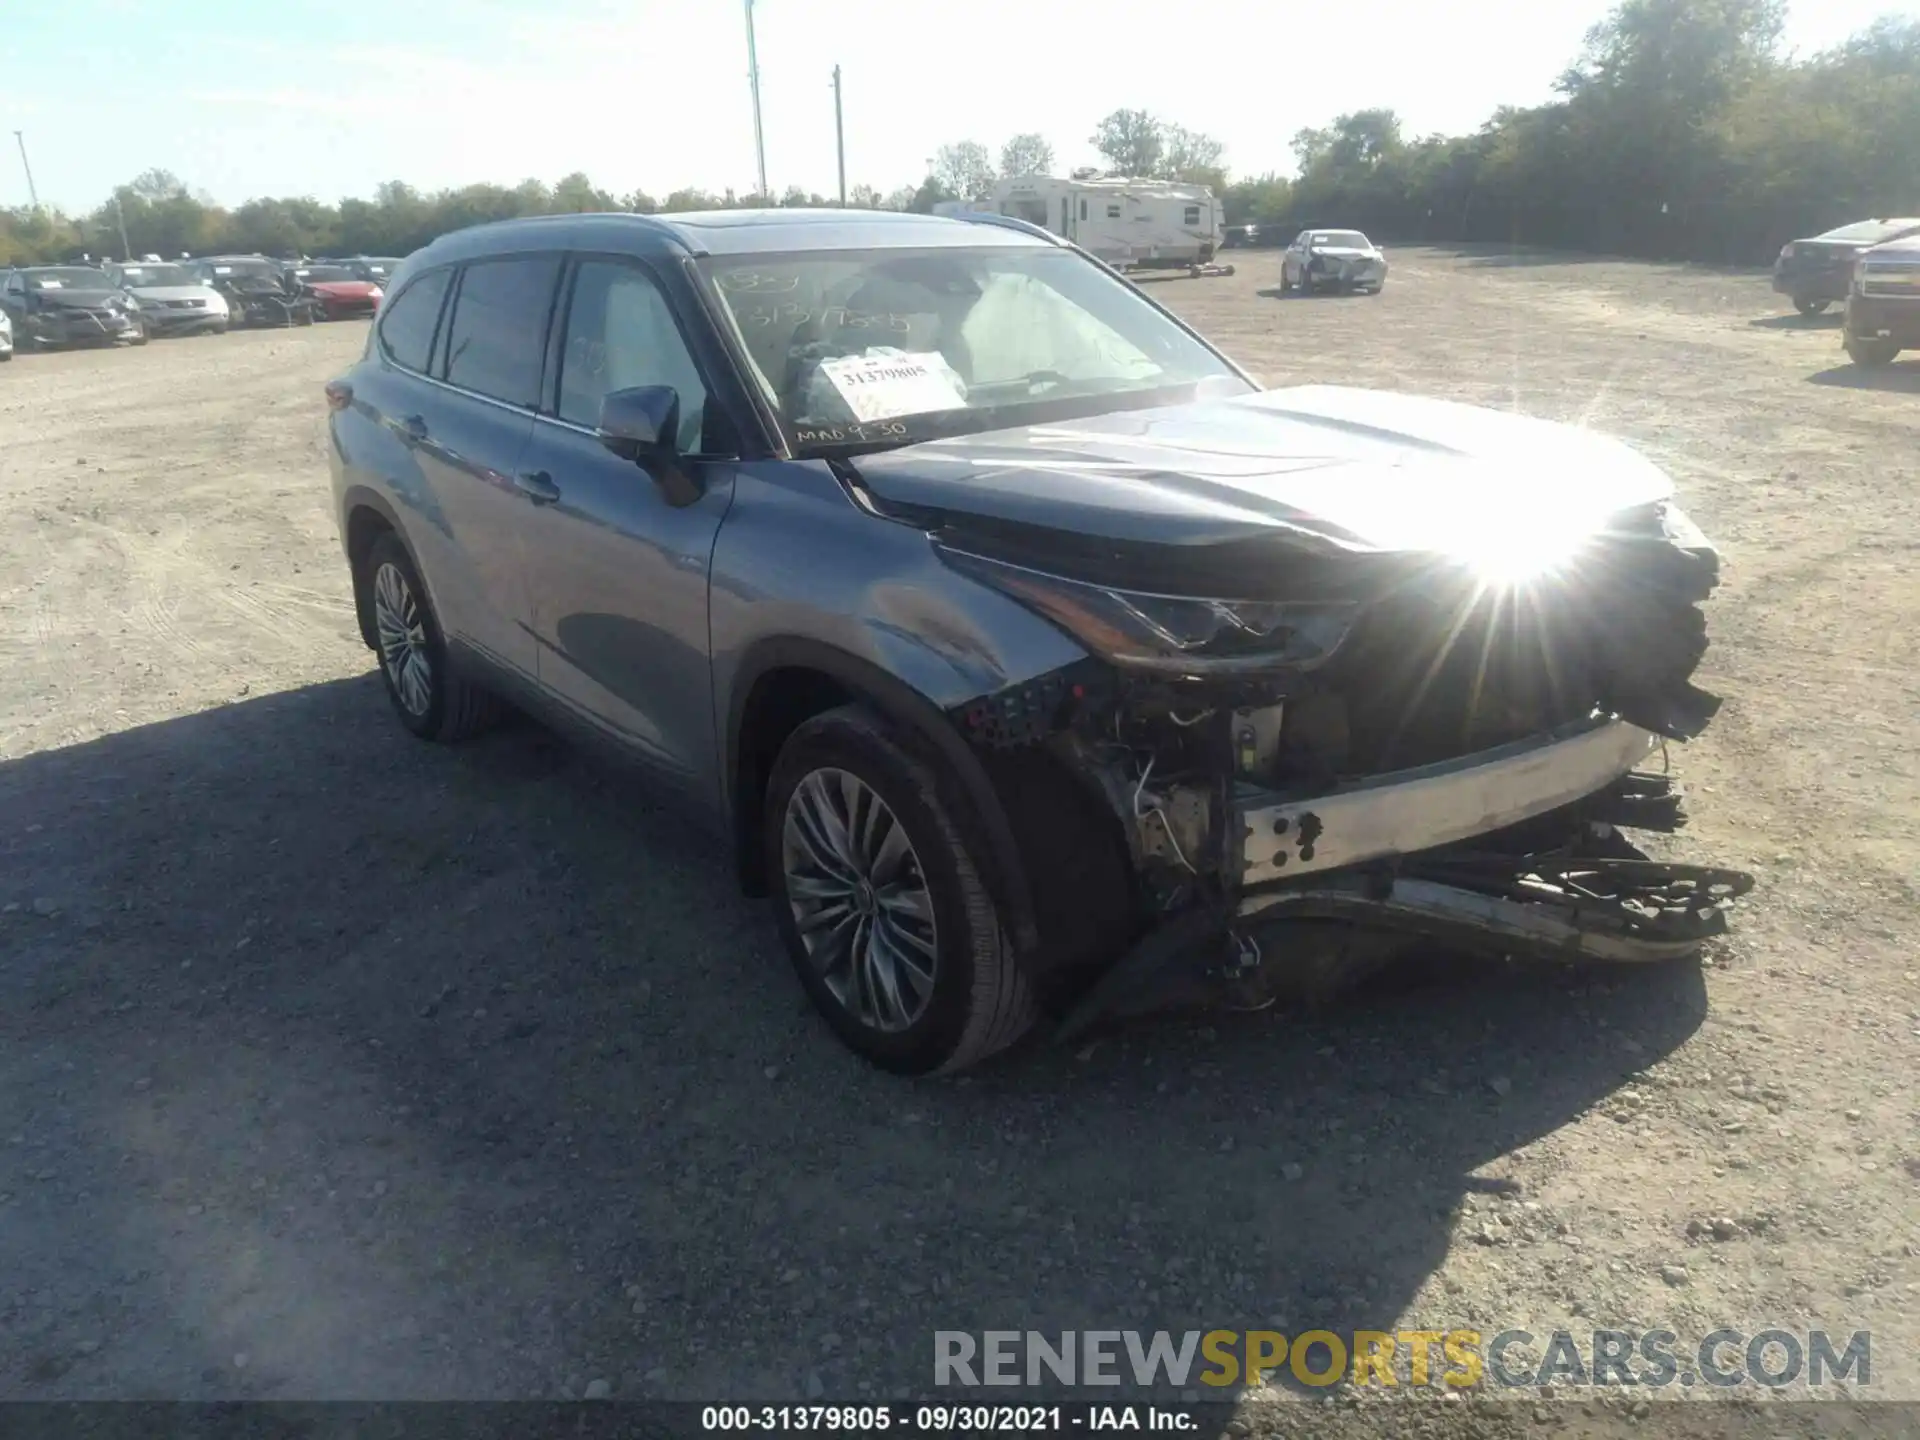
[
  {"x1": 1238, "y1": 716, "x2": 1656, "y2": 885},
  {"x1": 139, "y1": 302, "x2": 227, "y2": 334},
  {"x1": 22, "y1": 310, "x2": 138, "y2": 346}
]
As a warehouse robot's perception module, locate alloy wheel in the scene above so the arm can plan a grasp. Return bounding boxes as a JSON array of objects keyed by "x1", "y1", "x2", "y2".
[
  {"x1": 372, "y1": 561, "x2": 433, "y2": 716},
  {"x1": 781, "y1": 767, "x2": 939, "y2": 1033}
]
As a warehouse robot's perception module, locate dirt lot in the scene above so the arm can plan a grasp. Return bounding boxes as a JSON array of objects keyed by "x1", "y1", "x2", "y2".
[{"x1": 1, "y1": 250, "x2": 1915, "y2": 1415}]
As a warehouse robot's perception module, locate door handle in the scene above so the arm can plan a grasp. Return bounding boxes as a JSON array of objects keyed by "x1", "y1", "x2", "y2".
[{"x1": 514, "y1": 470, "x2": 562, "y2": 505}]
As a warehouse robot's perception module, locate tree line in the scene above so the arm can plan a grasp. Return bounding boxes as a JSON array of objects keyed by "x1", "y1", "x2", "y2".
[
  {"x1": 3, "y1": 0, "x2": 1914, "y2": 270},
  {"x1": 1261, "y1": 1, "x2": 1920, "y2": 263}
]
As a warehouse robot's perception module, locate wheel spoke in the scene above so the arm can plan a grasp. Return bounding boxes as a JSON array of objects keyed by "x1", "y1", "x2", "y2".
[
  {"x1": 875, "y1": 880, "x2": 932, "y2": 925},
  {"x1": 788, "y1": 786, "x2": 860, "y2": 885},
  {"x1": 877, "y1": 911, "x2": 936, "y2": 974},
  {"x1": 865, "y1": 919, "x2": 919, "y2": 1022},
  {"x1": 780, "y1": 764, "x2": 941, "y2": 1035},
  {"x1": 868, "y1": 813, "x2": 911, "y2": 886}
]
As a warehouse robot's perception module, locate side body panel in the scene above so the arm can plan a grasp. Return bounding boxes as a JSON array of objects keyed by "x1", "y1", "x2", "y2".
[{"x1": 331, "y1": 357, "x2": 540, "y2": 680}]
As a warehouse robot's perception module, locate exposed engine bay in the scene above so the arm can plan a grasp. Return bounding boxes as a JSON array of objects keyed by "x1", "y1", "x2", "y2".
[{"x1": 929, "y1": 502, "x2": 1753, "y2": 1034}]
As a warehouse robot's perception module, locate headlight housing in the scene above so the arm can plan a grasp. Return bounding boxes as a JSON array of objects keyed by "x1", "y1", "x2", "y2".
[
  {"x1": 940, "y1": 548, "x2": 1357, "y2": 677},
  {"x1": 368, "y1": 285, "x2": 384, "y2": 299}
]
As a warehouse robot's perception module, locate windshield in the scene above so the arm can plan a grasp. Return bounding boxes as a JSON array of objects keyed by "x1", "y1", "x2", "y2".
[
  {"x1": 205, "y1": 260, "x2": 278, "y2": 280},
  {"x1": 25, "y1": 268, "x2": 111, "y2": 290},
  {"x1": 700, "y1": 246, "x2": 1250, "y2": 453},
  {"x1": 115, "y1": 264, "x2": 194, "y2": 287},
  {"x1": 1310, "y1": 231, "x2": 1371, "y2": 248}
]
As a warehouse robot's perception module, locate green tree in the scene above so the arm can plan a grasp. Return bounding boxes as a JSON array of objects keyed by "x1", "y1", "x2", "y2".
[
  {"x1": 933, "y1": 142, "x2": 995, "y2": 200},
  {"x1": 999, "y1": 132, "x2": 1056, "y2": 179},
  {"x1": 1090, "y1": 109, "x2": 1163, "y2": 175}
]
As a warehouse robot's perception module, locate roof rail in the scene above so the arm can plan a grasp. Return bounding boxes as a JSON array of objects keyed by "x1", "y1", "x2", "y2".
[{"x1": 951, "y1": 210, "x2": 1065, "y2": 246}]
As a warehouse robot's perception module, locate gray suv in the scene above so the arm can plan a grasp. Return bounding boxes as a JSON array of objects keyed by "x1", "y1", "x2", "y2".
[{"x1": 327, "y1": 210, "x2": 1749, "y2": 1074}]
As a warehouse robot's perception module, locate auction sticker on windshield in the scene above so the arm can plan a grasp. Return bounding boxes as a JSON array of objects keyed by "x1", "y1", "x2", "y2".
[{"x1": 818, "y1": 350, "x2": 967, "y2": 423}]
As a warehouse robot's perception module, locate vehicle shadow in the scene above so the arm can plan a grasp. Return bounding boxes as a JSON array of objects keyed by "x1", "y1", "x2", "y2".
[
  {"x1": 0, "y1": 677, "x2": 1706, "y2": 1401},
  {"x1": 1807, "y1": 360, "x2": 1920, "y2": 392},
  {"x1": 1748, "y1": 312, "x2": 1841, "y2": 330}
]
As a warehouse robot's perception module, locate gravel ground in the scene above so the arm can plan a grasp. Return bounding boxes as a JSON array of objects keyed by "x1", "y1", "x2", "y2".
[{"x1": 0, "y1": 250, "x2": 1915, "y2": 1416}]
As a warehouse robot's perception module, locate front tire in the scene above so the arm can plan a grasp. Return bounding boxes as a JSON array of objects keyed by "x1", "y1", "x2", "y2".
[
  {"x1": 358, "y1": 532, "x2": 501, "y2": 742},
  {"x1": 1794, "y1": 297, "x2": 1829, "y2": 317},
  {"x1": 765, "y1": 705, "x2": 1037, "y2": 1075}
]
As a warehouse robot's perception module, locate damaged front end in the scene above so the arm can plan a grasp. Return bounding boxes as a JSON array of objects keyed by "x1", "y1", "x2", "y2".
[{"x1": 929, "y1": 501, "x2": 1754, "y2": 1037}]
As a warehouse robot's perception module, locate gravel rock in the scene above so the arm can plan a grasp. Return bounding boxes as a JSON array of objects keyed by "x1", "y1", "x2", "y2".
[
  {"x1": 584, "y1": 1378, "x2": 611, "y2": 1400},
  {"x1": 1659, "y1": 1264, "x2": 1690, "y2": 1286}
]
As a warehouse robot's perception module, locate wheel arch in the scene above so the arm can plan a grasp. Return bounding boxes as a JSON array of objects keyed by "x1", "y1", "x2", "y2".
[
  {"x1": 724, "y1": 636, "x2": 1041, "y2": 958},
  {"x1": 340, "y1": 485, "x2": 410, "y2": 651}
]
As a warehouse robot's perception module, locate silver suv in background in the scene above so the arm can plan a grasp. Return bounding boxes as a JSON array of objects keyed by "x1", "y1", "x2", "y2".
[
  {"x1": 326, "y1": 209, "x2": 1747, "y2": 1074},
  {"x1": 104, "y1": 260, "x2": 230, "y2": 337}
]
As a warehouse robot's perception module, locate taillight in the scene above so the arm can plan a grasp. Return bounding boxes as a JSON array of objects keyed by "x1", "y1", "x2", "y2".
[{"x1": 324, "y1": 379, "x2": 353, "y2": 412}]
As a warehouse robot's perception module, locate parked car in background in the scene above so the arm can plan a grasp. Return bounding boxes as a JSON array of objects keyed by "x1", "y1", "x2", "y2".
[
  {"x1": 325, "y1": 209, "x2": 1746, "y2": 1075},
  {"x1": 186, "y1": 255, "x2": 317, "y2": 328},
  {"x1": 341, "y1": 256, "x2": 406, "y2": 285},
  {"x1": 1842, "y1": 232, "x2": 1920, "y2": 367},
  {"x1": 0, "y1": 306, "x2": 12, "y2": 361},
  {"x1": 103, "y1": 260, "x2": 229, "y2": 337},
  {"x1": 285, "y1": 262, "x2": 385, "y2": 320},
  {"x1": 1281, "y1": 229, "x2": 1388, "y2": 293},
  {"x1": 1773, "y1": 218, "x2": 1920, "y2": 316},
  {"x1": 0, "y1": 266, "x2": 145, "y2": 349}
]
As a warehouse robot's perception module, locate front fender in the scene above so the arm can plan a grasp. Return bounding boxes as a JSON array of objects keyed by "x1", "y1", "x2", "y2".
[{"x1": 711, "y1": 461, "x2": 1093, "y2": 956}]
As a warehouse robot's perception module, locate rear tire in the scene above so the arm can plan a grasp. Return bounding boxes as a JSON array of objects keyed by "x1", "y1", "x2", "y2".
[
  {"x1": 1794, "y1": 297, "x2": 1829, "y2": 317},
  {"x1": 765, "y1": 705, "x2": 1037, "y2": 1075},
  {"x1": 358, "y1": 532, "x2": 501, "y2": 742},
  {"x1": 1845, "y1": 333, "x2": 1899, "y2": 367}
]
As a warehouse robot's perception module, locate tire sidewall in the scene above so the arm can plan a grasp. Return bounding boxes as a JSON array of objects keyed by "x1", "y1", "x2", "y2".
[
  {"x1": 764, "y1": 710, "x2": 999, "y2": 1076},
  {"x1": 360, "y1": 533, "x2": 450, "y2": 739}
]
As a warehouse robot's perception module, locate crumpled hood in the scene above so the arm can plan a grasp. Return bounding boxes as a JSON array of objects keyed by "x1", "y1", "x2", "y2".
[{"x1": 850, "y1": 384, "x2": 1677, "y2": 559}]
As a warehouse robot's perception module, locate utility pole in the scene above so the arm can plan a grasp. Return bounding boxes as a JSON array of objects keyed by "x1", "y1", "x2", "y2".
[
  {"x1": 831, "y1": 65, "x2": 846, "y2": 205},
  {"x1": 13, "y1": 130, "x2": 41, "y2": 213},
  {"x1": 743, "y1": 0, "x2": 768, "y2": 199},
  {"x1": 113, "y1": 193, "x2": 133, "y2": 260}
]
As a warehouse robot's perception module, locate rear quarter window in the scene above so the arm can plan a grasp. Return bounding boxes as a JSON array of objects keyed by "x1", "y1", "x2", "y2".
[{"x1": 377, "y1": 268, "x2": 452, "y2": 373}]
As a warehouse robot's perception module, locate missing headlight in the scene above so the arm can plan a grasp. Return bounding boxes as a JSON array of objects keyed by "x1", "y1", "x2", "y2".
[{"x1": 939, "y1": 547, "x2": 1357, "y2": 677}]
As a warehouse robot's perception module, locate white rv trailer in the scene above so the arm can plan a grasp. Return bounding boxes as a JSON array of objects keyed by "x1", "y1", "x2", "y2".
[{"x1": 988, "y1": 174, "x2": 1223, "y2": 269}]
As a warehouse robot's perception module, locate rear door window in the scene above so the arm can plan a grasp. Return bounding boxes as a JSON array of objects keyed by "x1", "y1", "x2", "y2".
[
  {"x1": 377, "y1": 268, "x2": 451, "y2": 373},
  {"x1": 443, "y1": 257, "x2": 561, "y2": 408}
]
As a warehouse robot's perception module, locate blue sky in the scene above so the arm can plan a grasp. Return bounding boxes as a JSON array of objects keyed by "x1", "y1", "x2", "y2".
[{"x1": 7, "y1": 0, "x2": 1914, "y2": 212}]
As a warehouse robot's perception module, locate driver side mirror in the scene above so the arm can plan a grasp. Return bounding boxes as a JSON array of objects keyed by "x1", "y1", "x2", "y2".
[{"x1": 597, "y1": 385, "x2": 701, "y2": 506}]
